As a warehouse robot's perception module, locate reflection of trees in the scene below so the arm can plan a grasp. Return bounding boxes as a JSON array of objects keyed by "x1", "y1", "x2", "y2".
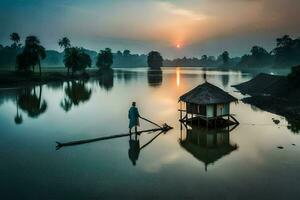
[
  {"x1": 123, "y1": 71, "x2": 137, "y2": 83},
  {"x1": 47, "y1": 81, "x2": 64, "y2": 90},
  {"x1": 116, "y1": 70, "x2": 123, "y2": 81},
  {"x1": 17, "y1": 85, "x2": 47, "y2": 119},
  {"x1": 221, "y1": 74, "x2": 229, "y2": 87},
  {"x1": 60, "y1": 81, "x2": 92, "y2": 112},
  {"x1": 287, "y1": 118, "x2": 300, "y2": 134},
  {"x1": 115, "y1": 70, "x2": 138, "y2": 83},
  {"x1": 147, "y1": 69, "x2": 162, "y2": 87},
  {"x1": 98, "y1": 69, "x2": 114, "y2": 91},
  {"x1": 202, "y1": 72, "x2": 207, "y2": 82},
  {"x1": 14, "y1": 96, "x2": 23, "y2": 124}
]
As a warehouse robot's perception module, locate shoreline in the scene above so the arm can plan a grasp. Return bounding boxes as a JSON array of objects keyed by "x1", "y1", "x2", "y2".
[
  {"x1": 0, "y1": 69, "x2": 111, "y2": 89},
  {"x1": 233, "y1": 73, "x2": 300, "y2": 120}
]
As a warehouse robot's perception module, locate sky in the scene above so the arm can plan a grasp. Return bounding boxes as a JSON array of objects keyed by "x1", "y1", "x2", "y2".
[{"x1": 1, "y1": 0, "x2": 300, "y2": 58}]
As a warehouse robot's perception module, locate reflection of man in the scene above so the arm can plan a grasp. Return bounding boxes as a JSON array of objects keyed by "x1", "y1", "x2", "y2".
[
  {"x1": 128, "y1": 102, "x2": 140, "y2": 133},
  {"x1": 128, "y1": 133, "x2": 140, "y2": 166}
]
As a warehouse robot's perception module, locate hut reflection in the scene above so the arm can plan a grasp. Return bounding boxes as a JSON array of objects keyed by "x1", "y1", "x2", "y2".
[
  {"x1": 15, "y1": 85, "x2": 47, "y2": 123},
  {"x1": 147, "y1": 69, "x2": 162, "y2": 87},
  {"x1": 179, "y1": 123, "x2": 238, "y2": 171},
  {"x1": 60, "y1": 81, "x2": 92, "y2": 112}
]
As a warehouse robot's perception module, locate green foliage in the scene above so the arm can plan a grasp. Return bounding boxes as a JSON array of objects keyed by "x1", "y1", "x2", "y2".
[
  {"x1": 272, "y1": 35, "x2": 300, "y2": 67},
  {"x1": 58, "y1": 37, "x2": 71, "y2": 49},
  {"x1": 63, "y1": 47, "x2": 91, "y2": 73},
  {"x1": 10, "y1": 32, "x2": 21, "y2": 48},
  {"x1": 123, "y1": 50, "x2": 130, "y2": 57},
  {"x1": 0, "y1": 46, "x2": 21, "y2": 68},
  {"x1": 16, "y1": 36, "x2": 46, "y2": 74},
  {"x1": 96, "y1": 48, "x2": 113, "y2": 70},
  {"x1": 239, "y1": 46, "x2": 272, "y2": 68},
  {"x1": 113, "y1": 50, "x2": 147, "y2": 67},
  {"x1": 288, "y1": 65, "x2": 300, "y2": 86},
  {"x1": 147, "y1": 51, "x2": 163, "y2": 69},
  {"x1": 221, "y1": 51, "x2": 229, "y2": 64}
]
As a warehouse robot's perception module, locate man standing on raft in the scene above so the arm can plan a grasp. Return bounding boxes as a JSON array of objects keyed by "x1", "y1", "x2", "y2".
[{"x1": 128, "y1": 102, "x2": 140, "y2": 134}]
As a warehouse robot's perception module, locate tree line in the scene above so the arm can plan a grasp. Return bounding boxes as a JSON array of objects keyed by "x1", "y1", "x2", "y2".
[
  {"x1": 0, "y1": 33, "x2": 164, "y2": 78},
  {"x1": 165, "y1": 35, "x2": 300, "y2": 68},
  {"x1": 3, "y1": 33, "x2": 299, "y2": 70}
]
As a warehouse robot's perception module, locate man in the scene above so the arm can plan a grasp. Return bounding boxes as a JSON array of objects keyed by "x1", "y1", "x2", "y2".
[{"x1": 128, "y1": 102, "x2": 140, "y2": 133}]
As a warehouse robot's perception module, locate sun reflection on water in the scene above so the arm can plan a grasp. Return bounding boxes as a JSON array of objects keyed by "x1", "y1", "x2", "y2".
[{"x1": 176, "y1": 67, "x2": 180, "y2": 87}]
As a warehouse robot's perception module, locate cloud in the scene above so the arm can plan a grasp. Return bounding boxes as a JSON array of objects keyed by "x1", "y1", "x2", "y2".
[
  {"x1": 0, "y1": 0, "x2": 300, "y2": 57},
  {"x1": 158, "y1": 1, "x2": 207, "y2": 21}
]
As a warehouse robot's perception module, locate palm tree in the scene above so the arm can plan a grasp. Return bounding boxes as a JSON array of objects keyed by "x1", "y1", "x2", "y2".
[
  {"x1": 16, "y1": 36, "x2": 46, "y2": 77},
  {"x1": 63, "y1": 47, "x2": 91, "y2": 75},
  {"x1": 58, "y1": 37, "x2": 71, "y2": 49},
  {"x1": 10, "y1": 32, "x2": 20, "y2": 48},
  {"x1": 96, "y1": 48, "x2": 113, "y2": 70}
]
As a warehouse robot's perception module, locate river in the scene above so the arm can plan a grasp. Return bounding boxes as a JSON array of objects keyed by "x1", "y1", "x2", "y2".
[{"x1": 0, "y1": 67, "x2": 299, "y2": 199}]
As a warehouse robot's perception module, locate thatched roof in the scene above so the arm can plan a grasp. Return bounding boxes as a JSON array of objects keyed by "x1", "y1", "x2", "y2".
[{"x1": 179, "y1": 82, "x2": 237, "y2": 105}]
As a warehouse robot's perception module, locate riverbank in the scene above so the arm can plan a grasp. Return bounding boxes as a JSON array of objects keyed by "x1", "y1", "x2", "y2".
[
  {"x1": 233, "y1": 73, "x2": 300, "y2": 120},
  {"x1": 0, "y1": 69, "x2": 110, "y2": 89}
]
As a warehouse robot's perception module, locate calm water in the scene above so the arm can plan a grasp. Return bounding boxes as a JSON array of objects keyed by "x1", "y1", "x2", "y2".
[{"x1": 0, "y1": 67, "x2": 299, "y2": 200}]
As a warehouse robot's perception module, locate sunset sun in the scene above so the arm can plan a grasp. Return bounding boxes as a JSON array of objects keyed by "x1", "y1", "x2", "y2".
[{"x1": 176, "y1": 44, "x2": 181, "y2": 48}]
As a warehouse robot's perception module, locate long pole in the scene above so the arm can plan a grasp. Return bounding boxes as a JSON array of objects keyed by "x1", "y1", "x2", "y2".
[
  {"x1": 56, "y1": 126, "x2": 172, "y2": 149},
  {"x1": 139, "y1": 116, "x2": 162, "y2": 128}
]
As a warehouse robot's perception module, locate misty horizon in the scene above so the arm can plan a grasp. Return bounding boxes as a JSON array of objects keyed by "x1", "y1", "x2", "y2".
[{"x1": 1, "y1": 0, "x2": 300, "y2": 59}]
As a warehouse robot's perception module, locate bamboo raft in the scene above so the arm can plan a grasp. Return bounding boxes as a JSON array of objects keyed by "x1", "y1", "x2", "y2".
[{"x1": 56, "y1": 123, "x2": 173, "y2": 150}]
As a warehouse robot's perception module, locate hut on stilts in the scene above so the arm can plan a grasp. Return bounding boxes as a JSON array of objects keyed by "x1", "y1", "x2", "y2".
[{"x1": 178, "y1": 82, "x2": 239, "y2": 128}]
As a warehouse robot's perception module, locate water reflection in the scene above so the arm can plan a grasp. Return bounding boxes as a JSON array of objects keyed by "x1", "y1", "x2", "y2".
[
  {"x1": 98, "y1": 69, "x2": 114, "y2": 91},
  {"x1": 47, "y1": 81, "x2": 64, "y2": 91},
  {"x1": 128, "y1": 133, "x2": 140, "y2": 166},
  {"x1": 179, "y1": 123, "x2": 238, "y2": 171},
  {"x1": 14, "y1": 96, "x2": 23, "y2": 125},
  {"x1": 287, "y1": 117, "x2": 300, "y2": 134},
  {"x1": 115, "y1": 70, "x2": 138, "y2": 83},
  {"x1": 60, "y1": 81, "x2": 92, "y2": 112},
  {"x1": 147, "y1": 69, "x2": 163, "y2": 87},
  {"x1": 0, "y1": 88, "x2": 20, "y2": 106},
  {"x1": 176, "y1": 68, "x2": 180, "y2": 87},
  {"x1": 16, "y1": 85, "x2": 47, "y2": 120},
  {"x1": 221, "y1": 74, "x2": 229, "y2": 87},
  {"x1": 128, "y1": 131, "x2": 164, "y2": 166}
]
